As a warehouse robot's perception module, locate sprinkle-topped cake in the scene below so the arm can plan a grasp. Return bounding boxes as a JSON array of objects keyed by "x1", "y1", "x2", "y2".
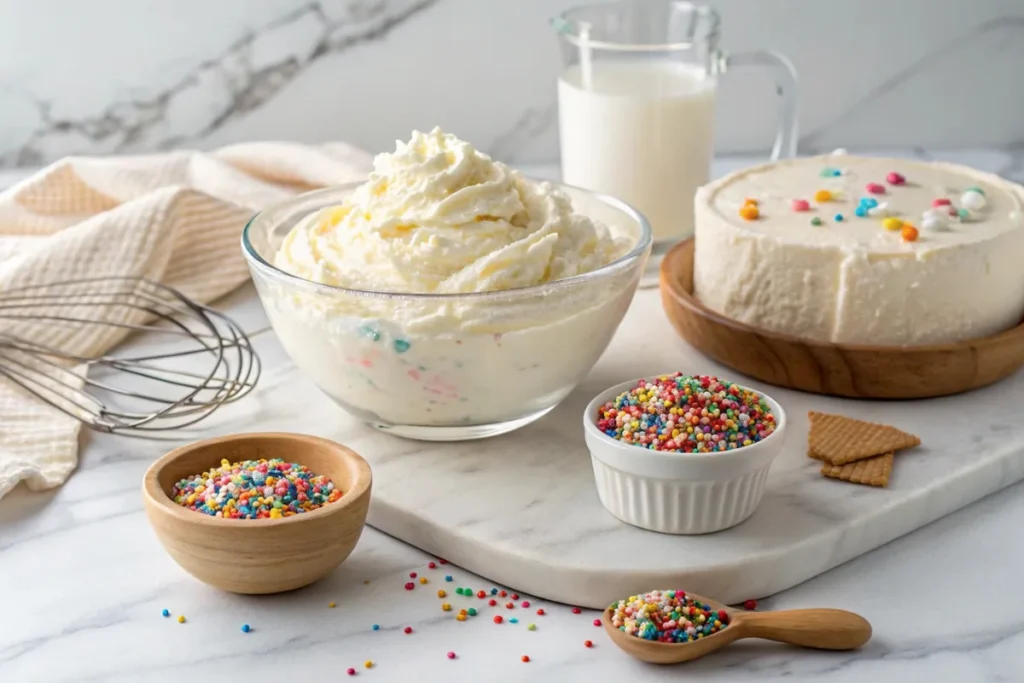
[{"x1": 693, "y1": 153, "x2": 1024, "y2": 345}]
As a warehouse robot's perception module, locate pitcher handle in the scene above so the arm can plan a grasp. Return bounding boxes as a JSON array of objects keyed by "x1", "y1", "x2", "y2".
[{"x1": 716, "y1": 50, "x2": 800, "y2": 160}]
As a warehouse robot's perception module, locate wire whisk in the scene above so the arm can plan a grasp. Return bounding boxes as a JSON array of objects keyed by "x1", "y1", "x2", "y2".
[{"x1": 0, "y1": 276, "x2": 260, "y2": 437}]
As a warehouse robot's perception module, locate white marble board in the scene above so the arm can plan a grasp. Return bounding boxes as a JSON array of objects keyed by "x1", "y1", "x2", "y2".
[{"x1": 199, "y1": 283, "x2": 1024, "y2": 609}]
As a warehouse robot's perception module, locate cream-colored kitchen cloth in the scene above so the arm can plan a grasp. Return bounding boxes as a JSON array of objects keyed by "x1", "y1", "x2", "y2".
[{"x1": 0, "y1": 142, "x2": 373, "y2": 498}]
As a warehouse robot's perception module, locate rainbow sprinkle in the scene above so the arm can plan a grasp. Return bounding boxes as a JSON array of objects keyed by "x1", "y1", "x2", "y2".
[
  {"x1": 595, "y1": 373, "x2": 776, "y2": 453},
  {"x1": 170, "y1": 458, "x2": 343, "y2": 519},
  {"x1": 608, "y1": 590, "x2": 730, "y2": 643}
]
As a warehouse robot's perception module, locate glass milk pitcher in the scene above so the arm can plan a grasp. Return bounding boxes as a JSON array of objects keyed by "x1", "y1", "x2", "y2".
[{"x1": 553, "y1": 1, "x2": 798, "y2": 252}]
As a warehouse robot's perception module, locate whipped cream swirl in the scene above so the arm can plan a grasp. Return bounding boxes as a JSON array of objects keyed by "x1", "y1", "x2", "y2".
[{"x1": 275, "y1": 127, "x2": 629, "y2": 294}]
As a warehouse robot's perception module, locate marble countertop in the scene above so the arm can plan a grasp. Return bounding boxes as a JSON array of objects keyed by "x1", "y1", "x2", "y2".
[{"x1": 2, "y1": 149, "x2": 1024, "y2": 682}]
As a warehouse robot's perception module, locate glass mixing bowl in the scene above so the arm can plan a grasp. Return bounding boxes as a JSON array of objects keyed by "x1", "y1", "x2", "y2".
[{"x1": 242, "y1": 181, "x2": 652, "y2": 441}]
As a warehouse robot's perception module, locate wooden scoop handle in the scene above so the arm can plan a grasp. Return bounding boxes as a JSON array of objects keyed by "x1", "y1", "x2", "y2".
[{"x1": 738, "y1": 609, "x2": 871, "y2": 650}]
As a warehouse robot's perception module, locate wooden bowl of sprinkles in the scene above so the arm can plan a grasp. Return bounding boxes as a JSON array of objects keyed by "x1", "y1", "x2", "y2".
[{"x1": 143, "y1": 433, "x2": 372, "y2": 594}]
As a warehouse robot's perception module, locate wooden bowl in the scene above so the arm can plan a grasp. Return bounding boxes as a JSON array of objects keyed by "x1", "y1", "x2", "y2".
[
  {"x1": 142, "y1": 433, "x2": 372, "y2": 594},
  {"x1": 660, "y1": 238, "x2": 1024, "y2": 399}
]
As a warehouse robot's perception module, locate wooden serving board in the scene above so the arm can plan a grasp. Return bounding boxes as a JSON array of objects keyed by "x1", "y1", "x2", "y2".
[{"x1": 660, "y1": 239, "x2": 1024, "y2": 399}]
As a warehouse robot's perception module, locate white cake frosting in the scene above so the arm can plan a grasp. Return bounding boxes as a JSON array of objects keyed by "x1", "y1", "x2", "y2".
[{"x1": 693, "y1": 153, "x2": 1024, "y2": 345}]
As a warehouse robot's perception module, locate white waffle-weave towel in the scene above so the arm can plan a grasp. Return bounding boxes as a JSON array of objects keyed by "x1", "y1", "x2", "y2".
[{"x1": 0, "y1": 142, "x2": 372, "y2": 498}]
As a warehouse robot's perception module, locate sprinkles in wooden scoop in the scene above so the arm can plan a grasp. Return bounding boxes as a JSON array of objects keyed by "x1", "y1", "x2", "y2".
[{"x1": 609, "y1": 590, "x2": 730, "y2": 643}]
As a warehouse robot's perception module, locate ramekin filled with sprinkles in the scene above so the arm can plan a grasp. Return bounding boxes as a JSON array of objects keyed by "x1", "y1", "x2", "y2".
[{"x1": 583, "y1": 373, "x2": 787, "y2": 535}]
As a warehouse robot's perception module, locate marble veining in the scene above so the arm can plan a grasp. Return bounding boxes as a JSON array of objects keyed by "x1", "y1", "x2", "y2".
[
  {"x1": 0, "y1": 0, "x2": 440, "y2": 166},
  {"x1": 2, "y1": 152, "x2": 1024, "y2": 681},
  {"x1": 2, "y1": 0, "x2": 1024, "y2": 168}
]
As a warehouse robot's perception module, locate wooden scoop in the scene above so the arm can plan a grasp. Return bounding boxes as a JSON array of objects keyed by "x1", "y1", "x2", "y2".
[{"x1": 601, "y1": 592, "x2": 871, "y2": 664}]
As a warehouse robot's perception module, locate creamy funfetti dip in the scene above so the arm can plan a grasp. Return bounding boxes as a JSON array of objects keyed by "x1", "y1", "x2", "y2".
[{"x1": 260, "y1": 128, "x2": 644, "y2": 432}]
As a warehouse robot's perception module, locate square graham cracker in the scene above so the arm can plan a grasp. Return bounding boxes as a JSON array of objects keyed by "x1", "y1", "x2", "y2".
[
  {"x1": 808, "y1": 411, "x2": 920, "y2": 465},
  {"x1": 821, "y1": 452, "x2": 895, "y2": 487}
]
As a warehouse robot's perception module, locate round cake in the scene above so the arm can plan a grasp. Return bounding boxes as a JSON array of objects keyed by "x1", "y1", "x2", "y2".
[{"x1": 693, "y1": 153, "x2": 1024, "y2": 346}]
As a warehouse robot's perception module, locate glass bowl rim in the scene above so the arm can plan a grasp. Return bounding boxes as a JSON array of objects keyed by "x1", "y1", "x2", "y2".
[{"x1": 240, "y1": 179, "x2": 653, "y2": 302}]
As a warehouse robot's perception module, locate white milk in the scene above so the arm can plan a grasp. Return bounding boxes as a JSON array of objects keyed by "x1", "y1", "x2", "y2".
[{"x1": 558, "y1": 60, "x2": 717, "y2": 242}]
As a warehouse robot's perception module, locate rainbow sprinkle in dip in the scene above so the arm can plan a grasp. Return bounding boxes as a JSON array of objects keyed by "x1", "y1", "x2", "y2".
[
  {"x1": 609, "y1": 590, "x2": 730, "y2": 642},
  {"x1": 171, "y1": 458, "x2": 343, "y2": 519},
  {"x1": 595, "y1": 373, "x2": 776, "y2": 453}
]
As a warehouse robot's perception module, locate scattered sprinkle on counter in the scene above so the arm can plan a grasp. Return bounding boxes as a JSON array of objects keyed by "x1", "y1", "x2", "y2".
[
  {"x1": 328, "y1": 601, "x2": 336, "y2": 608},
  {"x1": 609, "y1": 590, "x2": 730, "y2": 643},
  {"x1": 161, "y1": 609, "x2": 170, "y2": 618},
  {"x1": 177, "y1": 615, "x2": 186, "y2": 624},
  {"x1": 170, "y1": 457, "x2": 342, "y2": 518},
  {"x1": 596, "y1": 373, "x2": 776, "y2": 453},
  {"x1": 241, "y1": 624, "x2": 251, "y2": 633}
]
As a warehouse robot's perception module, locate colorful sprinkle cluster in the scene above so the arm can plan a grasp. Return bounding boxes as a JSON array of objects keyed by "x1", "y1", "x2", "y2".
[
  {"x1": 158, "y1": 556, "x2": 625, "y2": 670},
  {"x1": 595, "y1": 373, "x2": 776, "y2": 453},
  {"x1": 801, "y1": 166, "x2": 990, "y2": 243},
  {"x1": 608, "y1": 590, "x2": 730, "y2": 643},
  {"x1": 171, "y1": 458, "x2": 342, "y2": 519}
]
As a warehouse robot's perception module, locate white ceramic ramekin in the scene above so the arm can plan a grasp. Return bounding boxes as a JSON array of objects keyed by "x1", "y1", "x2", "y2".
[{"x1": 582, "y1": 377, "x2": 787, "y2": 535}]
